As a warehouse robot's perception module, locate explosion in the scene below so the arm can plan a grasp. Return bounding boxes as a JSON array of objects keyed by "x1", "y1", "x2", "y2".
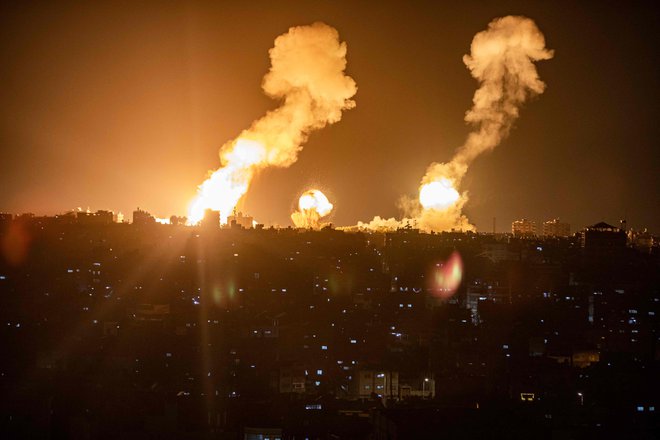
[
  {"x1": 419, "y1": 178, "x2": 460, "y2": 210},
  {"x1": 291, "y1": 189, "x2": 334, "y2": 229},
  {"x1": 418, "y1": 16, "x2": 553, "y2": 231},
  {"x1": 358, "y1": 16, "x2": 553, "y2": 232},
  {"x1": 188, "y1": 23, "x2": 357, "y2": 224}
]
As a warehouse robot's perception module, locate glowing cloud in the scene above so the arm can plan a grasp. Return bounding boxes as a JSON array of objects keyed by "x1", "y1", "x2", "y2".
[
  {"x1": 291, "y1": 189, "x2": 334, "y2": 229},
  {"x1": 419, "y1": 16, "x2": 553, "y2": 231},
  {"x1": 188, "y1": 22, "x2": 357, "y2": 224},
  {"x1": 358, "y1": 16, "x2": 553, "y2": 232}
]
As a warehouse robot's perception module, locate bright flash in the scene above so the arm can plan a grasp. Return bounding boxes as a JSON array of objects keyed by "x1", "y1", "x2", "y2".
[
  {"x1": 187, "y1": 139, "x2": 266, "y2": 225},
  {"x1": 298, "y1": 190, "x2": 333, "y2": 216},
  {"x1": 419, "y1": 178, "x2": 460, "y2": 210},
  {"x1": 291, "y1": 189, "x2": 333, "y2": 228}
]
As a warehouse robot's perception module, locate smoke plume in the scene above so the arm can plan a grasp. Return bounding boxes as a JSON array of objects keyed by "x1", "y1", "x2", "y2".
[
  {"x1": 188, "y1": 22, "x2": 357, "y2": 224},
  {"x1": 417, "y1": 15, "x2": 554, "y2": 231},
  {"x1": 359, "y1": 16, "x2": 553, "y2": 232}
]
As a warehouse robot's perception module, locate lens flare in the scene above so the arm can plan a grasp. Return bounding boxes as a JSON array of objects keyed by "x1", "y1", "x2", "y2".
[
  {"x1": 430, "y1": 251, "x2": 463, "y2": 298},
  {"x1": 419, "y1": 178, "x2": 460, "y2": 210},
  {"x1": 291, "y1": 189, "x2": 334, "y2": 228}
]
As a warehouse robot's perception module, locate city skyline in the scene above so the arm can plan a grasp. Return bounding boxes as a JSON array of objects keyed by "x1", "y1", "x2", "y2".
[
  {"x1": 1, "y1": 4, "x2": 659, "y2": 437},
  {"x1": 0, "y1": 1, "x2": 658, "y2": 232}
]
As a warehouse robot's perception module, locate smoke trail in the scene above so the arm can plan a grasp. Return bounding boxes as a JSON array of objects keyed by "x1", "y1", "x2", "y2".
[
  {"x1": 188, "y1": 22, "x2": 357, "y2": 224},
  {"x1": 417, "y1": 15, "x2": 553, "y2": 231}
]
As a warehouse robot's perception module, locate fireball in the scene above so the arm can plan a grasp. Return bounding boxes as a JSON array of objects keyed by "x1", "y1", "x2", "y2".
[
  {"x1": 419, "y1": 178, "x2": 460, "y2": 210},
  {"x1": 291, "y1": 189, "x2": 334, "y2": 228},
  {"x1": 298, "y1": 189, "x2": 333, "y2": 216}
]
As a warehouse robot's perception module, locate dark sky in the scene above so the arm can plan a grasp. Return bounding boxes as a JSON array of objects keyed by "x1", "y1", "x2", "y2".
[{"x1": 0, "y1": 1, "x2": 658, "y2": 232}]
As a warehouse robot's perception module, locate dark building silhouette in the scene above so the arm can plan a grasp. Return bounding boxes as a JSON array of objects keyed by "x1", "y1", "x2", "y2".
[
  {"x1": 581, "y1": 222, "x2": 627, "y2": 256},
  {"x1": 201, "y1": 209, "x2": 220, "y2": 228},
  {"x1": 0, "y1": 215, "x2": 657, "y2": 438},
  {"x1": 132, "y1": 207, "x2": 155, "y2": 225}
]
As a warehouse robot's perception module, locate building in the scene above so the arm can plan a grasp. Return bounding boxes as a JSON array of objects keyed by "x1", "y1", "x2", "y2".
[
  {"x1": 399, "y1": 377, "x2": 435, "y2": 399},
  {"x1": 350, "y1": 370, "x2": 399, "y2": 399},
  {"x1": 200, "y1": 209, "x2": 220, "y2": 228},
  {"x1": 132, "y1": 208, "x2": 155, "y2": 225},
  {"x1": 542, "y1": 218, "x2": 570, "y2": 237},
  {"x1": 512, "y1": 219, "x2": 536, "y2": 237},
  {"x1": 628, "y1": 229, "x2": 654, "y2": 253},
  {"x1": 279, "y1": 366, "x2": 306, "y2": 394},
  {"x1": 466, "y1": 281, "x2": 512, "y2": 324},
  {"x1": 480, "y1": 242, "x2": 512, "y2": 262},
  {"x1": 227, "y1": 211, "x2": 254, "y2": 229},
  {"x1": 581, "y1": 222, "x2": 626, "y2": 255},
  {"x1": 76, "y1": 210, "x2": 114, "y2": 225}
]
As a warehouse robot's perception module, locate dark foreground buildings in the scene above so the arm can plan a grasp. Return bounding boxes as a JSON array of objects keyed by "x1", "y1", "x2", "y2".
[{"x1": 0, "y1": 213, "x2": 658, "y2": 439}]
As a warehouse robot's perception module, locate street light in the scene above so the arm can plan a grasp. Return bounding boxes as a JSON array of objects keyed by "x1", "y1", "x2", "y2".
[
  {"x1": 577, "y1": 392, "x2": 583, "y2": 406},
  {"x1": 423, "y1": 378, "x2": 429, "y2": 398}
]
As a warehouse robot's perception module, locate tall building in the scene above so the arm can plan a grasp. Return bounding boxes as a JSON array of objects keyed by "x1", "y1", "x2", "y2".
[
  {"x1": 581, "y1": 222, "x2": 627, "y2": 256},
  {"x1": 512, "y1": 219, "x2": 537, "y2": 236},
  {"x1": 542, "y1": 218, "x2": 570, "y2": 237},
  {"x1": 201, "y1": 209, "x2": 220, "y2": 228}
]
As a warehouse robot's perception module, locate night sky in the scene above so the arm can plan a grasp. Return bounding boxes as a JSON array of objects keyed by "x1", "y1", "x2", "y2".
[{"x1": 0, "y1": 1, "x2": 658, "y2": 232}]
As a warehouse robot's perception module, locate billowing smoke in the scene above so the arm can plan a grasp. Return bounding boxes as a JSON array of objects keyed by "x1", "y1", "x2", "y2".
[
  {"x1": 417, "y1": 15, "x2": 553, "y2": 231},
  {"x1": 188, "y1": 22, "x2": 357, "y2": 224},
  {"x1": 359, "y1": 16, "x2": 553, "y2": 232},
  {"x1": 291, "y1": 189, "x2": 334, "y2": 229}
]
